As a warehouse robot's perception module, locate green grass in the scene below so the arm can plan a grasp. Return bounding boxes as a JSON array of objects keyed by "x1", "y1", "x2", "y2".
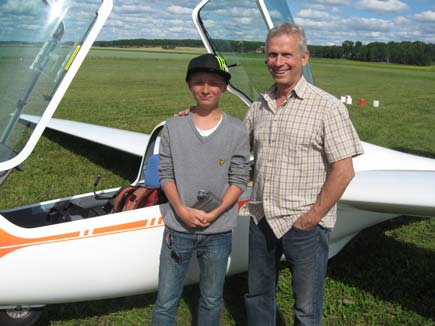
[
  {"x1": 311, "y1": 59, "x2": 435, "y2": 158},
  {"x1": 0, "y1": 49, "x2": 434, "y2": 325}
]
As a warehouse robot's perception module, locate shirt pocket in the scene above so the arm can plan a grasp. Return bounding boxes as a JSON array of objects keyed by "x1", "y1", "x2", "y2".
[{"x1": 282, "y1": 116, "x2": 323, "y2": 153}]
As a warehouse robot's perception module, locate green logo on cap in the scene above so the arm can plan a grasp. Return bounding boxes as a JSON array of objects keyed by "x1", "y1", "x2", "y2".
[{"x1": 215, "y1": 55, "x2": 227, "y2": 72}]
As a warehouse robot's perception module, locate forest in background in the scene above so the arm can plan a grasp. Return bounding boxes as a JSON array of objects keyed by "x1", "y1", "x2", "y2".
[{"x1": 10, "y1": 37, "x2": 427, "y2": 67}]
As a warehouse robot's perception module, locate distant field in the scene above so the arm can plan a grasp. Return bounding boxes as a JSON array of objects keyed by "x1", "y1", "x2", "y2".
[
  {"x1": 311, "y1": 57, "x2": 435, "y2": 72},
  {"x1": 311, "y1": 57, "x2": 435, "y2": 158},
  {"x1": 0, "y1": 48, "x2": 434, "y2": 325},
  {"x1": 94, "y1": 46, "x2": 206, "y2": 55}
]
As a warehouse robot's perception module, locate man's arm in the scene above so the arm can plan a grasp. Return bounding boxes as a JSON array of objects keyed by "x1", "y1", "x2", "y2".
[
  {"x1": 243, "y1": 106, "x2": 255, "y2": 151},
  {"x1": 293, "y1": 157, "x2": 355, "y2": 230}
]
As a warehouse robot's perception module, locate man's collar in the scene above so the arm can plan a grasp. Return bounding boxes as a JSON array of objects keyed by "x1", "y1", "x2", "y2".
[
  {"x1": 289, "y1": 76, "x2": 307, "y2": 100},
  {"x1": 261, "y1": 75, "x2": 308, "y2": 102}
]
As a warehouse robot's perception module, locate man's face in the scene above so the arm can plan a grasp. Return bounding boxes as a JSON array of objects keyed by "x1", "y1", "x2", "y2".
[
  {"x1": 188, "y1": 72, "x2": 227, "y2": 109},
  {"x1": 266, "y1": 33, "x2": 309, "y2": 89}
]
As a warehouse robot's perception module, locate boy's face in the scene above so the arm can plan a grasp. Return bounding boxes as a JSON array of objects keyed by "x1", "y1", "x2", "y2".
[{"x1": 188, "y1": 72, "x2": 227, "y2": 109}]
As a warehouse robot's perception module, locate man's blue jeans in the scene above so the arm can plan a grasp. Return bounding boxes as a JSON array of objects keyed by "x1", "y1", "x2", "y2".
[
  {"x1": 152, "y1": 227, "x2": 232, "y2": 326},
  {"x1": 245, "y1": 217, "x2": 330, "y2": 326}
]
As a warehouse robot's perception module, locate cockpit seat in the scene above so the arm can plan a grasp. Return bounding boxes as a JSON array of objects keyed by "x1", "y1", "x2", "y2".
[{"x1": 144, "y1": 154, "x2": 160, "y2": 188}]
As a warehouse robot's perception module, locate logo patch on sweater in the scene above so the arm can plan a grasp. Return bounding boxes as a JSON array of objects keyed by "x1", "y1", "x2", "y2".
[{"x1": 219, "y1": 159, "x2": 225, "y2": 166}]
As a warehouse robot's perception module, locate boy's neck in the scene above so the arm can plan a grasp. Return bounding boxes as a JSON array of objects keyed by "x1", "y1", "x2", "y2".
[
  {"x1": 193, "y1": 104, "x2": 219, "y2": 115},
  {"x1": 192, "y1": 106, "x2": 222, "y2": 130}
]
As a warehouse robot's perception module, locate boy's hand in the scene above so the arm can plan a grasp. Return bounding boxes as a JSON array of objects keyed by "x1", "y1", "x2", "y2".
[
  {"x1": 195, "y1": 209, "x2": 219, "y2": 224},
  {"x1": 177, "y1": 206, "x2": 210, "y2": 228}
]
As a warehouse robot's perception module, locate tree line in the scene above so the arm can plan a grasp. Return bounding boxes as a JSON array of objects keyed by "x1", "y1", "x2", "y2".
[
  {"x1": 309, "y1": 40, "x2": 435, "y2": 66},
  {"x1": 93, "y1": 38, "x2": 435, "y2": 67},
  {"x1": 95, "y1": 38, "x2": 204, "y2": 48},
  {"x1": 94, "y1": 38, "x2": 264, "y2": 53}
]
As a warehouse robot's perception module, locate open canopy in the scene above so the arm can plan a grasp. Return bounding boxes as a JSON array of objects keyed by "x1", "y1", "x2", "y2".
[
  {"x1": 0, "y1": 0, "x2": 112, "y2": 175},
  {"x1": 192, "y1": 0, "x2": 313, "y2": 106}
]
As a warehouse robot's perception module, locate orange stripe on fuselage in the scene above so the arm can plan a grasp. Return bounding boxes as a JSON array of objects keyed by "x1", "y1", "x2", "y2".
[
  {"x1": 0, "y1": 215, "x2": 164, "y2": 259},
  {"x1": 93, "y1": 219, "x2": 149, "y2": 235},
  {"x1": 0, "y1": 228, "x2": 80, "y2": 247},
  {"x1": 0, "y1": 229, "x2": 81, "y2": 259},
  {"x1": 0, "y1": 246, "x2": 20, "y2": 257},
  {"x1": 0, "y1": 199, "x2": 250, "y2": 259}
]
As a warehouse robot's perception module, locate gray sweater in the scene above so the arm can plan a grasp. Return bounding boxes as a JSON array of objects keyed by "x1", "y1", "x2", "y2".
[{"x1": 159, "y1": 112, "x2": 250, "y2": 234}]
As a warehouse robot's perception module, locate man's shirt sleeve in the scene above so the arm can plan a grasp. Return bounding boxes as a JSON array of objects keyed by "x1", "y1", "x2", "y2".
[{"x1": 323, "y1": 102, "x2": 364, "y2": 163}]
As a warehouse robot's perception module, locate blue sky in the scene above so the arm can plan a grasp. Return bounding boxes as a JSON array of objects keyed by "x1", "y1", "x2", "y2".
[
  {"x1": 97, "y1": 0, "x2": 435, "y2": 45},
  {"x1": 1, "y1": 0, "x2": 434, "y2": 45}
]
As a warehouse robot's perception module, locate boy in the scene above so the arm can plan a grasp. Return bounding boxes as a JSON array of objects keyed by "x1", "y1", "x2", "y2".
[{"x1": 152, "y1": 54, "x2": 250, "y2": 325}]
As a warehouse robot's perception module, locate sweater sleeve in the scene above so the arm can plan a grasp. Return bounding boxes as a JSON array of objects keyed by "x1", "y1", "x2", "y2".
[
  {"x1": 158, "y1": 124, "x2": 175, "y2": 187},
  {"x1": 228, "y1": 124, "x2": 251, "y2": 191}
]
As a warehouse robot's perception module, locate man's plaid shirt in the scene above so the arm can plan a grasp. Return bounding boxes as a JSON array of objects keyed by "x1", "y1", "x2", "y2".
[{"x1": 244, "y1": 76, "x2": 364, "y2": 239}]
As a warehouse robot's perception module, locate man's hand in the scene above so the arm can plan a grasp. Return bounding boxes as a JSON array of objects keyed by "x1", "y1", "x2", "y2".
[
  {"x1": 173, "y1": 107, "x2": 192, "y2": 117},
  {"x1": 293, "y1": 211, "x2": 320, "y2": 230},
  {"x1": 293, "y1": 157, "x2": 355, "y2": 231}
]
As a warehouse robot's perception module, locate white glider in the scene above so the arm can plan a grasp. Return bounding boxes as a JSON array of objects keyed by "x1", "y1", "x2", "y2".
[{"x1": 0, "y1": 0, "x2": 434, "y2": 325}]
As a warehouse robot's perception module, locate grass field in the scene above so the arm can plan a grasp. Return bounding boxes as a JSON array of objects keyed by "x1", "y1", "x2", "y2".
[{"x1": 0, "y1": 47, "x2": 434, "y2": 325}]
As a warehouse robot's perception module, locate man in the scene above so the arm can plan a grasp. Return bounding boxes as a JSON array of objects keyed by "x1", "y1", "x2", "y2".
[
  {"x1": 244, "y1": 23, "x2": 364, "y2": 325},
  {"x1": 152, "y1": 53, "x2": 250, "y2": 325}
]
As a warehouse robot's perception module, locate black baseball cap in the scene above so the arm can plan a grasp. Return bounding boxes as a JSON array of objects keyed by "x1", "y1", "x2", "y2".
[{"x1": 185, "y1": 53, "x2": 231, "y2": 84}]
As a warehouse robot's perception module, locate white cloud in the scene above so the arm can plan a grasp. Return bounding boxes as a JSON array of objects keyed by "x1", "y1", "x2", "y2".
[
  {"x1": 394, "y1": 16, "x2": 410, "y2": 24},
  {"x1": 238, "y1": 17, "x2": 254, "y2": 25},
  {"x1": 168, "y1": 5, "x2": 192, "y2": 15},
  {"x1": 211, "y1": 7, "x2": 259, "y2": 18},
  {"x1": 307, "y1": 4, "x2": 327, "y2": 10},
  {"x1": 117, "y1": 4, "x2": 153, "y2": 13},
  {"x1": 356, "y1": 0, "x2": 408, "y2": 13},
  {"x1": 309, "y1": 0, "x2": 349, "y2": 4},
  {"x1": 298, "y1": 9, "x2": 331, "y2": 19},
  {"x1": 2, "y1": 0, "x2": 41, "y2": 14},
  {"x1": 415, "y1": 10, "x2": 435, "y2": 22},
  {"x1": 167, "y1": 26, "x2": 185, "y2": 33},
  {"x1": 4, "y1": 0, "x2": 432, "y2": 44},
  {"x1": 297, "y1": 11, "x2": 397, "y2": 45},
  {"x1": 349, "y1": 17, "x2": 393, "y2": 31}
]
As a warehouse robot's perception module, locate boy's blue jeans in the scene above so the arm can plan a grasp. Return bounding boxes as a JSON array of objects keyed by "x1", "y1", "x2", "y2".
[
  {"x1": 152, "y1": 227, "x2": 232, "y2": 326},
  {"x1": 245, "y1": 217, "x2": 330, "y2": 326}
]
